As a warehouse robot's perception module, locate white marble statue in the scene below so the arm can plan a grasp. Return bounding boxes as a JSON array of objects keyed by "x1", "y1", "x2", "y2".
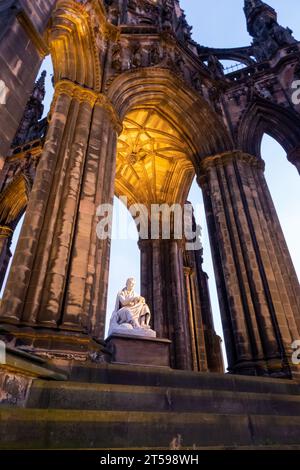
[{"x1": 108, "y1": 278, "x2": 156, "y2": 338}]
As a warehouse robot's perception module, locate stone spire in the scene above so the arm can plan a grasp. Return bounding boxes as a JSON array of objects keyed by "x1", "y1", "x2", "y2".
[
  {"x1": 32, "y1": 69, "x2": 46, "y2": 102},
  {"x1": 244, "y1": 0, "x2": 297, "y2": 61},
  {"x1": 11, "y1": 70, "x2": 46, "y2": 147},
  {"x1": 244, "y1": 0, "x2": 277, "y2": 36}
]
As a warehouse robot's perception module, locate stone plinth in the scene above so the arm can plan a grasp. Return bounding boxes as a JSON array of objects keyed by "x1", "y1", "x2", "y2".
[{"x1": 106, "y1": 334, "x2": 171, "y2": 368}]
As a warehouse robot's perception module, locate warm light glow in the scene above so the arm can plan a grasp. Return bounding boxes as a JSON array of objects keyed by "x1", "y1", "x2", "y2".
[{"x1": 116, "y1": 108, "x2": 194, "y2": 206}]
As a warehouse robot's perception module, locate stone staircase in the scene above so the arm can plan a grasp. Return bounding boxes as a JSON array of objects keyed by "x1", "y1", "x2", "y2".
[{"x1": 1, "y1": 363, "x2": 300, "y2": 449}]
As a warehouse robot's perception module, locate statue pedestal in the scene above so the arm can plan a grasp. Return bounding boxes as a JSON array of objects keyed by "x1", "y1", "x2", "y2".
[{"x1": 106, "y1": 334, "x2": 171, "y2": 368}]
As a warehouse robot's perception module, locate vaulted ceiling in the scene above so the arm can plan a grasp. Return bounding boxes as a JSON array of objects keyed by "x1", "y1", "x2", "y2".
[{"x1": 115, "y1": 107, "x2": 194, "y2": 207}]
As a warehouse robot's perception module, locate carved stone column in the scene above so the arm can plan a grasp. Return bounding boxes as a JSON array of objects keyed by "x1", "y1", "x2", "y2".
[
  {"x1": 184, "y1": 247, "x2": 224, "y2": 374},
  {"x1": 0, "y1": 80, "x2": 120, "y2": 356},
  {"x1": 199, "y1": 151, "x2": 300, "y2": 378},
  {"x1": 198, "y1": 271, "x2": 224, "y2": 374},
  {"x1": 183, "y1": 266, "x2": 208, "y2": 372},
  {"x1": 139, "y1": 238, "x2": 192, "y2": 370}
]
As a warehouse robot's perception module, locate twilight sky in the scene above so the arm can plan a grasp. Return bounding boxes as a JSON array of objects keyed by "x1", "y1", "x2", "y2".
[{"x1": 2, "y1": 1, "x2": 300, "y2": 368}]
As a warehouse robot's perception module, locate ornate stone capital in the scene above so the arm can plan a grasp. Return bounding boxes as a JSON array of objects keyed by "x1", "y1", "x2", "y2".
[
  {"x1": 53, "y1": 80, "x2": 76, "y2": 99},
  {"x1": 73, "y1": 87, "x2": 98, "y2": 107},
  {"x1": 96, "y1": 94, "x2": 122, "y2": 134},
  {"x1": 104, "y1": 23, "x2": 120, "y2": 42},
  {"x1": 0, "y1": 226, "x2": 13, "y2": 239},
  {"x1": 197, "y1": 150, "x2": 265, "y2": 186},
  {"x1": 52, "y1": 80, "x2": 122, "y2": 132},
  {"x1": 183, "y1": 266, "x2": 194, "y2": 277}
]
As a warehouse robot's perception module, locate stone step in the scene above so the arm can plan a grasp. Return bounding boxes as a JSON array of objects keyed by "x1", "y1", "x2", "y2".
[
  {"x1": 0, "y1": 408, "x2": 300, "y2": 449},
  {"x1": 27, "y1": 380, "x2": 300, "y2": 417},
  {"x1": 65, "y1": 362, "x2": 300, "y2": 396}
]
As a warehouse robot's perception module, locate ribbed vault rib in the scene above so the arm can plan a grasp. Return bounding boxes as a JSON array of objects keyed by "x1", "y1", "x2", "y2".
[{"x1": 116, "y1": 107, "x2": 194, "y2": 207}]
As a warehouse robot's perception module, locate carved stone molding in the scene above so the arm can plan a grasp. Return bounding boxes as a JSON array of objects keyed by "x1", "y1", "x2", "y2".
[
  {"x1": 198, "y1": 150, "x2": 265, "y2": 177},
  {"x1": 96, "y1": 93, "x2": 122, "y2": 133},
  {"x1": 53, "y1": 80, "x2": 122, "y2": 132},
  {"x1": 0, "y1": 226, "x2": 13, "y2": 239}
]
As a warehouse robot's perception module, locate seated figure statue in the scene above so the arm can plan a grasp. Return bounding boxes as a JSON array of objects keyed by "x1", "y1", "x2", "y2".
[{"x1": 108, "y1": 277, "x2": 156, "y2": 338}]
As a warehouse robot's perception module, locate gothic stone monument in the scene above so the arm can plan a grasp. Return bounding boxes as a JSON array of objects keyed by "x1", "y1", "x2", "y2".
[{"x1": 0, "y1": 0, "x2": 300, "y2": 450}]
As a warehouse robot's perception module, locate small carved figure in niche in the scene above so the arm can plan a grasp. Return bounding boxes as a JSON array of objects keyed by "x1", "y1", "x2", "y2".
[
  {"x1": 162, "y1": 3, "x2": 173, "y2": 31},
  {"x1": 149, "y1": 44, "x2": 160, "y2": 66},
  {"x1": 180, "y1": 13, "x2": 193, "y2": 41},
  {"x1": 159, "y1": 50, "x2": 174, "y2": 70},
  {"x1": 21, "y1": 153, "x2": 36, "y2": 186},
  {"x1": 140, "y1": 1, "x2": 159, "y2": 25},
  {"x1": 111, "y1": 43, "x2": 122, "y2": 72},
  {"x1": 174, "y1": 51, "x2": 185, "y2": 74},
  {"x1": 106, "y1": 0, "x2": 120, "y2": 26},
  {"x1": 191, "y1": 72, "x2": 203, "y2": 94},
  {"x1": 254, "y1": 83, "x2": 272, "y2": 100},
  {"x1": 208, "y1": 86, "x2": 222, "y2": 114},
  {"x1": 131, "y1": 44, "x2": 143, "y2": 68}
]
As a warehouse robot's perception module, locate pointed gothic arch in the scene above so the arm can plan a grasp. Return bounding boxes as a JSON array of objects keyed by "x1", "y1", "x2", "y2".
[
  {"x1": 48, "y1": 0, "x2": 108, "y2": 90},
  {"x1": 238, "y1": 98, "x2": 300, "y2": 167},
  {"x1": 108, "y1": 67, "x2": 234, "y2": 165}
]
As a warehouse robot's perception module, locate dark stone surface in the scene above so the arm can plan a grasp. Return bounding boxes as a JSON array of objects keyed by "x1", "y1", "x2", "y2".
[
  {"x1": 106, "y1": 334, "x2": 171, "y2": 368},
  {"x1": 26, "y1": 378, "x2": 300, "y2": 417},
  {"x1": 0, "y1": 363, "x2": 300, "y2": 449},
  {"x1": 66, "y1": 362, "x2": 300, "y2": 395},
  {"x1": 3, "y1": 409, "x2": 300, "y2": 450}
]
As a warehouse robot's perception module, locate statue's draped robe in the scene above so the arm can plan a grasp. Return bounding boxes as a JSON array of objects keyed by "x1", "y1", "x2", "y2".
[{"x1": 109, "y1": 288, "x2": 151, "y2": 334}]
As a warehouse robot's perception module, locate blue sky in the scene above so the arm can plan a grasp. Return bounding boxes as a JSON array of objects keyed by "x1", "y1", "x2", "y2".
[
  {"x1": 3, "y1": 1, "x2": 300, "y2": 368},
  {"x1": 181, "y1": 0, "x2": 300, "y2": 48}
]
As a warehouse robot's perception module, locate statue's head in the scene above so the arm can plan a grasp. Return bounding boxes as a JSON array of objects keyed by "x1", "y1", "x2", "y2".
[{"x1": 126, "y1": 277, "x2": 135, "y2": 291}]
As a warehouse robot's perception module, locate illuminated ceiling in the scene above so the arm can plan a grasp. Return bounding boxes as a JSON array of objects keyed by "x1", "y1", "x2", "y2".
[{"x1": 116, "y1": 108, "x2": 194, "y2": 207}]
